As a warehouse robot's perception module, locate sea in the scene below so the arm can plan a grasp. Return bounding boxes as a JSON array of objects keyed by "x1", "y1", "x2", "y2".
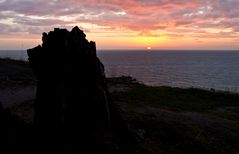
[{"x1": 1, "y1": 50, "x2": 239, "y2": 92}]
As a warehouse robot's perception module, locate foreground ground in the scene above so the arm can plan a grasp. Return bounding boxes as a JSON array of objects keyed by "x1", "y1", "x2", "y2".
[
  {"x1": 109, "y1": 77, "x2": 239, "y2": 154},
  {"x1": 1, "y1": 58, "x2": 239, "y2": 153}
]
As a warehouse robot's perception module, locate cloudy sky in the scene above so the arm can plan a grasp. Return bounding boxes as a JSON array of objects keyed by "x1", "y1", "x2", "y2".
[{"x1": 0, "y1": 0, "x2": 239, "y2": 50}]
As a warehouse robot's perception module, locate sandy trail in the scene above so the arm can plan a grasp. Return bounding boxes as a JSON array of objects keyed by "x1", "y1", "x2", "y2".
[{"x1": 0, "y1": 85, "x2": 36, "y2": 108}]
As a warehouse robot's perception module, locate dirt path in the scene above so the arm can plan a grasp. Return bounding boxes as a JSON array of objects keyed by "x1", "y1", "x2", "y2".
[{"x1": 0, "y1": 85, "x2": 36, "y2": 108}]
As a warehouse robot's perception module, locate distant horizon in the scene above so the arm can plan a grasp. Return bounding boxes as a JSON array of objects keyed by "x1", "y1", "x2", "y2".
[{"x1": 1, "y1": 48, "x2": 239, "y2": 52}]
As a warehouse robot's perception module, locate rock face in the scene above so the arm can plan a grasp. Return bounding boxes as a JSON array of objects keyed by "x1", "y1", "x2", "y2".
[{"x1": 27, "y1": 27, "x2": 110, "y2": 133}]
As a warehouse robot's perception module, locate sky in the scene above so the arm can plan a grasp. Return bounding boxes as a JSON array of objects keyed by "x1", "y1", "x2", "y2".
[{"x1": 0, "y1": 0, "x2": 239, "y2": 50}]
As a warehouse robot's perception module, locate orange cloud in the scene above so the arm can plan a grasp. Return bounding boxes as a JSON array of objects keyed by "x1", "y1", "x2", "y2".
[{"x1": 0, "y1": 0, "x2": 238, "y2": 49}]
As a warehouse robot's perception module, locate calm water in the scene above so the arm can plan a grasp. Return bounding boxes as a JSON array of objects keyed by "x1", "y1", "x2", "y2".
[{"x1": 1, "y1": 50, "x2": 239, "y2": 92}]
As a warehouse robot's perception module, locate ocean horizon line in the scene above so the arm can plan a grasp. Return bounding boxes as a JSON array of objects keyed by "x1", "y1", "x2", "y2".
[{"x1": 1, "y1": 49, "x2": 239, "y2": 52}]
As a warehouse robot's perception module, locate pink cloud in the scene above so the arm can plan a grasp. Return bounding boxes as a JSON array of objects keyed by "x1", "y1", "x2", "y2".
[{"x1": 0, "y1": 0, "x2": 238, "y2": 49}]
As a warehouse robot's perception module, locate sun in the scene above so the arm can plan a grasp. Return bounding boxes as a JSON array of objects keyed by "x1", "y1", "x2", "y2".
[{"x1": 147, "y1": 46, "x2": 152, "y2": 50}]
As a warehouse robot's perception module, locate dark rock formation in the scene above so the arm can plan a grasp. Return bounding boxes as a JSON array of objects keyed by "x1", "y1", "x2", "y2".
[
  {"x1": 27, "y1": 27, "x2": 111, "y2": 152},
  {"x1": 27, "y1": 26, "x2": 110, "y2": 128},
  {"x1": 26, "y1": 27, "x2": 138, "y2": 154}
]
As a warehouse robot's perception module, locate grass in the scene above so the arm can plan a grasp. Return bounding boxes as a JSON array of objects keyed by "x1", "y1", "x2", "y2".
[
  {"x1": 210, "y1": 107, "x2": 239, "y2": 120},
  {"x1": 111, "y1": 83, "x2": 239, "y2": 112},
  {"x1": 131, "y1": 116, "x2": 219, "y2": 154},
  {"x1": 108, "y1": 77, "x2": 239, "y2": 153},
  {"x1": 0, "y1": 58, "x2": 36, "y2": 87}
]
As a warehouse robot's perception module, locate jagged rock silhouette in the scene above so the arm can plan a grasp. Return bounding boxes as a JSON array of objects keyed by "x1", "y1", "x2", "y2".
[
  {"x1": 28, "y1": 26, "x2": 110, "y2": 128},
  {"x1": 27, "y1": 26, "x2": 112, "y2": 153}
]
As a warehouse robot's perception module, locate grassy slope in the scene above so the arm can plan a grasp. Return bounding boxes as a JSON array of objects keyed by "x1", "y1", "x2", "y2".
[
  {"x1": 1, "y1": 58, "x2": 239, "y2": 153},
  {"x1": 108, "y1": 77, "x2": 239, "y2": 154},
  {"x1": 0, "y1": 58, "x2": 36, "y2": 88}
]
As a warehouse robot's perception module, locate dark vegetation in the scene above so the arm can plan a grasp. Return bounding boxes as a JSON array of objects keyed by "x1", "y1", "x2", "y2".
[
  {"x1": 111, "y1": 79, "x2": 239, "y2": 112},
  {"x1": 109, "y1": 77, "x2": 239, "y2": 154},
  {"x1": 0, "y1": 58, "x2": 36, "y2": 88}
]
